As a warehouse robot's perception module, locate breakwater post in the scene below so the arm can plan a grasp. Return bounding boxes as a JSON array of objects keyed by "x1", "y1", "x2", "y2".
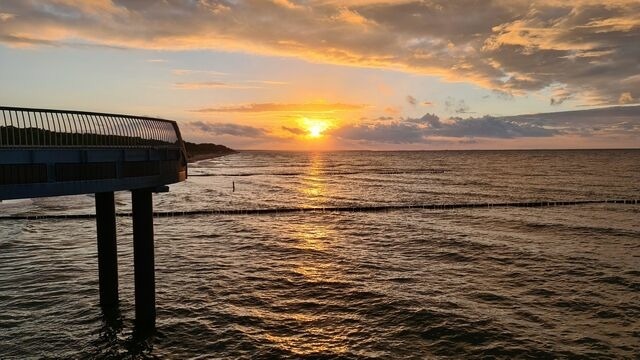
[
  {"x1": 95, "y1": 191, "x2": 119, "y2": 307},
  {"x1": 132, "y1": 188, "x2": 156, "y2": 332}
]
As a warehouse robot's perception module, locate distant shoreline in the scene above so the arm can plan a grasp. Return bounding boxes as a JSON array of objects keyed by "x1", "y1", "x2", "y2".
[
  {"x1": 188, "y1": 151, "x2": 237, "y2": 163},
  {"x1": 184, "y1": 141, "x2": 237, "y2": 163}
]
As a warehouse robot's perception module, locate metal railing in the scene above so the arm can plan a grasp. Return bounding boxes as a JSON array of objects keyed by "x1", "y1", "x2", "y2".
[{"x1": 0, "y1": 106, "x2": 182, "y2": 148}]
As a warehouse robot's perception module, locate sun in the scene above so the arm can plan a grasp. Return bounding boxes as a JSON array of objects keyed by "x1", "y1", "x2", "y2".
[
  {"x1": 308, "y1": 123, "x2": 324, "y2": 138},
  {"x1": 302, "y1": 118, "x2": 331, "y2": 138}
]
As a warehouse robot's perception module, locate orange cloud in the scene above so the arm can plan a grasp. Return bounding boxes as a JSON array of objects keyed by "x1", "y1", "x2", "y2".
[
  {"x1": 384, "y1": 106, "x2": 400, "y2": 115},
  {"x1": 192, "y1": 102, "x2": 367, "y2": 113},
  {"x1": 173, "y1": 82, "x2": 261, "y2": 90},
  {"x1": 172, "y1": 69, "x2": 227, "y2": 76},
  {"x1": 0, "y1": 13, "x2": 14, "y2": 21},
  {"x1": 332, "y1": 7, "x2": 371, "y2": 25},
  {"x1": 619, "y1": 92, "x2": 634, "y2": 104}
]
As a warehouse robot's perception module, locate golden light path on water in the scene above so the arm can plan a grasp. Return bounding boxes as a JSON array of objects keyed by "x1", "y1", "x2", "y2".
[
  {"x1": 274, "y1": 156, "x2": 351, "y2": 356},
  {"x1": 299, "y1": 153, "x2": 328, "y2": 205}
]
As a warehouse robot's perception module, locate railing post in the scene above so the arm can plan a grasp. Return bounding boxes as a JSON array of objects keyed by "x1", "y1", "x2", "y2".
[
  {"x1": 132, "y1": 188, "x2": 156, "y2": 333},
  {"x1": 95, "y1": 191, "x2": 119, "y2": 307}
]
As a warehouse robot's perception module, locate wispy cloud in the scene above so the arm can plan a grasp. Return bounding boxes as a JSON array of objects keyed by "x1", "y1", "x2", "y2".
[
  {"x1": 0, "y1": 34, "x2": 126, "y2": 49},
  {"x1": 174, "y1": 82, "x2": 261, "y2": 90},
  {"x1": 332, "y1": 122, "x2": 427, "y2": 144},
  {"x1": 189, "y1": 121, "x2": 267, "y2": 138},
  {"x1": 444, "y1": 97, "x2": 473, "y2": 114},
  {"x1": 192, "y1": 102, "x2": 367, "y2": 113},
  {"x1": 282, "y1": 126, "x2": 306, "y2": 135},
  {"x1": 173, "y1": 78, "x2": 287, "y2": 90},
  {"x1": 172, "y1": 69, "x2": 227, "y2": 76},
  {"x1": 550, "y1": 86, "x2": 575, "y2": 106},
  {"x1": 246, "y1": 80, "x2": 288, "y2": 86}
]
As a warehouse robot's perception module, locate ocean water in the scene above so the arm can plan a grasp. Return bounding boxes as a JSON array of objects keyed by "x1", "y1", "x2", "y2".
[{"x1": 0, "y1": 150, "x2": 639, "y2": 359}]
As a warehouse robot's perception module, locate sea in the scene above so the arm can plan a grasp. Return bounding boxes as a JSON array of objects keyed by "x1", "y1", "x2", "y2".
[{"x1": 0, "y1": 149, "x2": 639, "y2": 359}]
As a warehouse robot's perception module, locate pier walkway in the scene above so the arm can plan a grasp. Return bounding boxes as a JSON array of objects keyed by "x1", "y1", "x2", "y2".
[{"x1": 0, "y1": 106, "x2": 189, "y2": 332}]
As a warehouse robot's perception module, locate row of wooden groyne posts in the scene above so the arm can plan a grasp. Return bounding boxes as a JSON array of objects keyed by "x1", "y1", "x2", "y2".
[{"x1": 2, "y1": 198, "x2": 638, "y2": 220}]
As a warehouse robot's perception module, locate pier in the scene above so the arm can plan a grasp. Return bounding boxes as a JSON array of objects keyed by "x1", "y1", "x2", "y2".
[{"x1": 0, "y1": 106, "x2": 188, "y2": 332}]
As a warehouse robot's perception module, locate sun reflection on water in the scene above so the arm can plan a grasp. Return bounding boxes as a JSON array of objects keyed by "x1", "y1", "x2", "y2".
[
  {"x1": 299, "y1": 153, "x2": 328, "y2": 207},
  {"x1": 293, "y1": 226, "x2": 329, "y2": 252},
  {"x1": 265, "y1": 219, "x2": 354, "y2": 355},
  {"x1": 263, "y1": 332, "x2": 349, "y2": 357}
]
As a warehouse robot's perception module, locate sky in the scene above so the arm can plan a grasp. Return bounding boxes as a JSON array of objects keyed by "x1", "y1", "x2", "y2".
[{"x1": 0, "y1": 0, "x2": 638, "y2": 150}]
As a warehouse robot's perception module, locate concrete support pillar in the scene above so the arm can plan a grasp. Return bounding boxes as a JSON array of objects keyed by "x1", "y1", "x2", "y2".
[
  {"x1": 95, "y1": 191, "x2": 119, "y2": 307},
  {"x1": 132, "y1": 188, "x2": 155, "y2": 332}
]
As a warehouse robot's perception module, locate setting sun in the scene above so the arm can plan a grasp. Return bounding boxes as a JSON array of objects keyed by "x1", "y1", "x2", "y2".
[{"x1": 302, "y1": 118, "x2": 332, "y2": 138}]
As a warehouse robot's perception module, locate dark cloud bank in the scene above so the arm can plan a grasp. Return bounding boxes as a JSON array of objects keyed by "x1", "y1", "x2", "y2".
[
  {"x1": 332, "y1": 105, "x2": 640, "y2": 144},
  {"x1": 189, "y1": 121, "x2": 267, "y2": 137}
]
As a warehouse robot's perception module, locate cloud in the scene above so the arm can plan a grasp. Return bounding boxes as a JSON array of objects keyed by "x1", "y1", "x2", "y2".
[
  {"x1": 332, "y1": 105, "x2": 640, "y2": 144},
  {"x1": 282, "y1": 126, "x2": 306, "y2": 135},
  {"x1": 0, "y1": 34, "x2": 126, "y2": 49},
  {"x1": 619, "y1": 92, "x2": 634, "y2": 104},
  {"x1": 332, "y1": 7, "x2": 371, "y2": 25},
  {"x1": 404, "y1": 113, "x2": 440, "y2": 125},
  {"x1": 172, "y1": 69, "x2": 227, "y2": 76},
  {"x1": 383, "y1": 106, "x2": 400, "y2": 115},
  {"x1": 174, "y1": 82, "x2": 260, "y2": 90},
  {"x1": 550, "y1": 87, "x2": 574, "y2": 106},
  {"x1": 332, "y1": 122, "x2": 426, "y2": 144},
  {"x1": 271, "y1": 0, "x2": 300, "y2": 10},
  {"x1": 423, "y1": 116, "x2": 559, "y2": 138},
  {"x1": 422, "y1": 101, "x2": 434, "y2": 106},
  {"x1": 192, "y1": 102, "x2": 367, "y2": 113},
  {"x1": 500, "y1": 105, "x2": 640, "y2": 137},
  {"x1": 247, "y1": 80, "x2": 288, "y2": 86},
  {"x1": 189, "y1": 121, "x2": 267, "y2": 138},
  {"x1": 332, "y1": 111, "x2": 560, "y2": 143},
  {"x1": 406, "y1": 95, "x2": 417, "y2": 106},
  {"x1": 173, "y1": 80, "x2": 287, "y2": 90},
  {"x1": 146, "y1": 59, "x2": 167, "y2": 63},
  {"x1": 444, "y1": 97, "x2": 472, "y2": 114},
  {"x1": 0, "y1": 13, "x2": 14, "y2": 21}
]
